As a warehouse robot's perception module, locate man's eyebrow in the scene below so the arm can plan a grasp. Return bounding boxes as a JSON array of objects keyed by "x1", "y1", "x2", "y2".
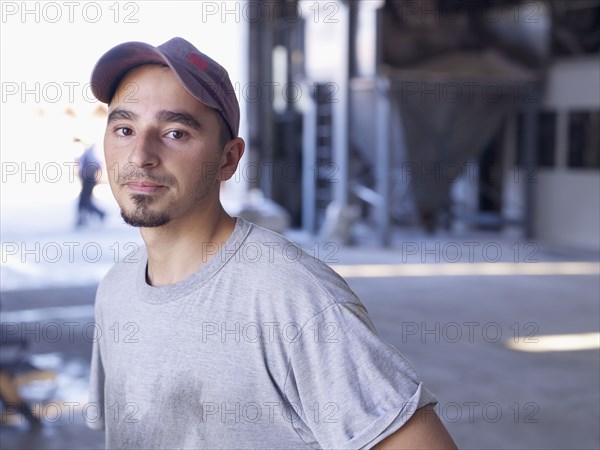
[
  {"x1": 107, "y1": 109, "x2": 138, "y2": 123},
  {"x1": 157, "y1": 110, "x2": 202, "y2": 130}
]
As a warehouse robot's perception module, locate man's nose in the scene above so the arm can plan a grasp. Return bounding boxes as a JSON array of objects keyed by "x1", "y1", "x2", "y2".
[{"x1": 126, "y1": 131, "x2": 160, "y2": 169}]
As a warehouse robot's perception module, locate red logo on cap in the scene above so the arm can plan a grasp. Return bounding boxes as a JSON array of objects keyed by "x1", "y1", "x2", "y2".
[{"x1": 187, "y1": 53, "x2": 209, "y2": 71}]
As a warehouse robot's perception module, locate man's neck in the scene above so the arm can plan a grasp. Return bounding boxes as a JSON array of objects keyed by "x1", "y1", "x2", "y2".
[{"x1": 140, "y1": 206, "x2": 236, "y2": 286}]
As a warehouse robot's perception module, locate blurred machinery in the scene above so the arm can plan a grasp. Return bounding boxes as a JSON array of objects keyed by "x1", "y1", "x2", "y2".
[{"x1": 246, "y1": 0, "x2": 600, "y2": 247}]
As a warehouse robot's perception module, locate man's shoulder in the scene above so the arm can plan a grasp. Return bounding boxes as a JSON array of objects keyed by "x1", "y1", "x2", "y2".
[
  {"x1": 238, "y1": 220, "x2": 359, "y2": 309},
  {"x1": 241, "y1": 220, "x2": 334, "y2": 276},
  {"x1": 96, "y1": 243, "x2": 145, "y2": 297}
]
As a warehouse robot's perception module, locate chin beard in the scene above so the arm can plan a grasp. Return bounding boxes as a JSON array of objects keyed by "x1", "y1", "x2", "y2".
[{"x1": 121, "y1": 194, "x2": 171, "y2": 228}]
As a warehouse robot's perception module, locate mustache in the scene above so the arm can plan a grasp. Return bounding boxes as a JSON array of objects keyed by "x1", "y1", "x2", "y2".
[{"x1": 115, "y1": 167, "x2": 175, "y2": 185}]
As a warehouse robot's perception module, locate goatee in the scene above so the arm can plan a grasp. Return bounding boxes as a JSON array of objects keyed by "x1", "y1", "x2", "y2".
[{"x1": 121, "y1": 194, "x2": 171, "y2": 228}]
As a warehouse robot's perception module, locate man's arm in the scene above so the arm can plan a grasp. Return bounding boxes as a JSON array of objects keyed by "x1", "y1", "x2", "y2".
[{"x1": 373, "y1": 405, "x2": 458, "y2": 449}]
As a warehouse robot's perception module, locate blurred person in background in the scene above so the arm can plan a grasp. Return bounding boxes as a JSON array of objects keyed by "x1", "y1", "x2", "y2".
[{"x1": 74, "y1": 138, "x2": 105, "y2": 228}]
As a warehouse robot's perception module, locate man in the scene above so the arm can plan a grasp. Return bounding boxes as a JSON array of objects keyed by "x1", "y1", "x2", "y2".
[
  {"x1": 88, "y1": 37, "x2": 457, "y2": 449},
  {"x1": 75, "y1": 139, "x2": 106, "y2": 227}
]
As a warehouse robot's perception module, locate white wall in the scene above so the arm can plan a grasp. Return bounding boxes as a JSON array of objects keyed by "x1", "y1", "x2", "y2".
[
  {"x1": 543, "y1": 57, "x2": 600, "y2": 109},
  {"x1": 534, "y1": 170, "x2": 600, "y2": 249},
  {"x1": 533, "y1": 56, "x2": 600, "y2": 250}
]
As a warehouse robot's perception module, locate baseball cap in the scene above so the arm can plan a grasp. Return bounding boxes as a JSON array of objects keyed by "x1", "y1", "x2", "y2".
[{"x1": 90, "y1": 37, "x2": 239, "y2": 138}]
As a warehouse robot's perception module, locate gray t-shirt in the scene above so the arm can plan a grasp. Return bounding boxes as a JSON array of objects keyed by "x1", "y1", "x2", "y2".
[{"x1": 88, "y1": 218, "x2": 436, "y2": 449}]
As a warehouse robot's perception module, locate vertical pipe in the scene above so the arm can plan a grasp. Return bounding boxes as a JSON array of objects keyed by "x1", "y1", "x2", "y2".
[
  {"x1": 522, "y1": 105, "x2": 538, "y2": 239},
  {"x1": 375, "y1": 78, "x2": 391, "y2": 246},
  {"x1": 332, "y1": 2, "x2": 349, "y2": 208},
  {"x1": 302, "y1": 96, "x2": 317, "y2": 233}
]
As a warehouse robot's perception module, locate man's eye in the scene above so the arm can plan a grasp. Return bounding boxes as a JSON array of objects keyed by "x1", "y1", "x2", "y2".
[
  {"x1": 167, "y1": 130, "x2": 186, "y2": 140},
  {"x1": 116, "y1": 127, "x2": 133, "y2": 136}
]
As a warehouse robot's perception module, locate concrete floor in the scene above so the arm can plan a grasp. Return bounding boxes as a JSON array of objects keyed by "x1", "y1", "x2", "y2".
[{"x1": 1, "y1": 234, "x2": 598, "y2": 449}]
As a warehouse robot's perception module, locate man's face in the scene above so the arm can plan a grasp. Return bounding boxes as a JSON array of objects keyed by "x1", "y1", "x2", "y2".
[{"x1": 104, "y1": 64, "x2": 226, "y2": 228}]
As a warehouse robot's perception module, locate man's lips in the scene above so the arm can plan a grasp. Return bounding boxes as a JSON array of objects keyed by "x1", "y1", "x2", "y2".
[{"x1": 124, "y1": 181, "x2": 166, "y2": 193}]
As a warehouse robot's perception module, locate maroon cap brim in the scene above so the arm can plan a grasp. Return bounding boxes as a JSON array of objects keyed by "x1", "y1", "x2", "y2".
[{"x1": 90, "y1": 41, "x2": 168, "y2": 104}]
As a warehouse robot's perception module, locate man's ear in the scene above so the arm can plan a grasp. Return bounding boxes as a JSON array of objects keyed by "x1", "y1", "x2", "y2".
[{"x1": 219, "y1": 137, "x2": 245, "y2": 182}]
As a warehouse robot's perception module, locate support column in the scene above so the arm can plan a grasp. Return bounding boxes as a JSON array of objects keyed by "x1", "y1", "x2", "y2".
[{"x1": 375, "y1": 77, "x2": 391, "y2": 246}]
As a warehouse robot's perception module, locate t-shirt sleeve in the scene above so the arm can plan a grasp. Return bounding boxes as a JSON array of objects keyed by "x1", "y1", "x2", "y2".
[{"x1": 283, "y1": 302, "x2": 437, "y2": 449}]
